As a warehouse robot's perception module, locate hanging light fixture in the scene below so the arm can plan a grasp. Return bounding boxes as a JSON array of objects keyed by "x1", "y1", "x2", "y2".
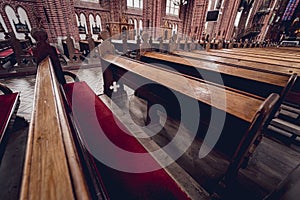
[{"x1": 172, "y1": 0, "x2": 188, "y2": 6}]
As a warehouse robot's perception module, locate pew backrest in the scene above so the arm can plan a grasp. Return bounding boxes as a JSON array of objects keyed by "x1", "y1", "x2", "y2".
[
  {"x1": 100, "y1": 51, "x2": 280, "y2": 189},
  {"x1": 20, "y1": 57, "x2": 90, "y2": 200}
]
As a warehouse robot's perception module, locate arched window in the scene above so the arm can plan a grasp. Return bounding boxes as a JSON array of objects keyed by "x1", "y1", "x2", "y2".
[
  {"x1": 17, "y1": 7, "x2": 32, "y2": 30},
  {"x1": 133, "y1": 18, "x2": 138, "y2": 37},
  {"x1": 166, "y1": 0, "x2": 179, "y2": 16},
  {"x1": 139, "y1": 19, "x2": 143, "y2": 35},
  {"x1": 5, "y1": 6, "x2": 32, "y2": 39},
  {"x1": 79, "y1": 13, "x2": 87, "y2": 40},
  {"x1": 0, "y1": 14, "x2": 8, "y2": 40},
  {"x1": 89, "y1": 14, "x2": 95, "y2": 34},
  {"x1": 96, "y1": 15, "x2": 102, "y2": 30},
  {"x1": 127, "y1": 0, "x2": 143, "y2": 9}
]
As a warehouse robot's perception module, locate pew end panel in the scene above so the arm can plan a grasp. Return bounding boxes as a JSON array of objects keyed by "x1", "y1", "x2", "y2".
[
  {"x1": 223, "y1": 93, "x2": 280, "y2": 184},
  {"x1": 61, "y1": 39, "x2": 83, "y2": 63},
  {"x1": 272, "y1": 73, "x2": 298, "y2": 119}
]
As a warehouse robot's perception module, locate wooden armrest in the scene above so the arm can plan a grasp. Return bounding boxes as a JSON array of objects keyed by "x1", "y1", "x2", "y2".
[
  {"x1": 0, "y1": 83, "x2": 13, "y2": 94},
  {"x1": 63, "y1": 71, "x2": 80, "y2": 82}
]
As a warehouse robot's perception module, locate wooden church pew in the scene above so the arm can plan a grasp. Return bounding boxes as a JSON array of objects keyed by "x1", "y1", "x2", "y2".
[
  {"x1": 6, "y1": 33, "x2": 35, "y2": 68},
  {"x1": 220, "y1": 48, "x2": 300, "y2": 58},
  {"x1": 193, "y1": 49, "x2": 300, "y2": 69},
  {"x1": 0, "y1": 40, "x2": 16, "y2": 69},
  {"x1": 209, "y1": 49, "x2": 300, "y2": 64},
  {"x1": 61, "y1": 37, "x2": 82, "y2": 62},
  {"x1": 173, "y1": 50, "x2": 300, "y2": 75},
  {"x1": 21, "y1": 55, "x2": 202, "y2": 199},
  {"x1": 0, "y1": 83, "x2": 20, "y2": 162},
  {"x1": 271, "y1": 47, "x2": 300, "y2": 53},
  {"x1": 20, "y1": 57, "x2": 91, "y2": 200},
  {"x1": 100, "y1": 47, "x2": 280, "y2": 192},
  {"x1": 140, "y1": 51, "x2": 296, "y2": 99},
  {"x1": 176, "y1": 50, "x2": 300, "y2": 105}
]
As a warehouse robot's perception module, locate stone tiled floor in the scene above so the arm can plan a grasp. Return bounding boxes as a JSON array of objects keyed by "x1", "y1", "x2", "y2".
[{"x1": 0, "y1": 66, "x2": 103, "y2": 122}]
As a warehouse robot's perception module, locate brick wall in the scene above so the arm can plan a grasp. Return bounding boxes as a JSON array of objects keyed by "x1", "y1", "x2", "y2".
[{"x1": 1, "y1": 0, "x2": 294, "y2": 45}]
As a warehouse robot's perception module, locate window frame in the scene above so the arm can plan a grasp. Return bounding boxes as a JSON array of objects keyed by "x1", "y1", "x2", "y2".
[
  {"x1": 127, "y1": 0, "x2": 143, "y2": 9},
  {"x1": 166, "y1": 0, "x2": 179, "y2": 16}
]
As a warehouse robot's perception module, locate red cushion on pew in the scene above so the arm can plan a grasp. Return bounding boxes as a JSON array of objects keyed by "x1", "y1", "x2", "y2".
[
  {"x1": 0, "y1": 93, "x2": 18, "y2": 139},
  {"x1": 0, "y1": 48, "x2": 14, "y2": 58},
  {"x1": 27, "y1": 48, "x2": 33, "y2": 56},
  {"x1": 63, "y1": 82, "x2": 190, "y2": 200}
]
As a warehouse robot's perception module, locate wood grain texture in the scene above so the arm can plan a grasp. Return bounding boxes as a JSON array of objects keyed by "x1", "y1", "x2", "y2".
[
  {"x1": 218, "y1": 48, "x2": 300, "y2": 58},
  {"x1": 177, "y1": 50, "x2": 300, "y2": 75},
  {"x1": 209, "y1": 49, "x2": 300, "y2": 63},
  {"x1": 193, "y1": 50, "x2": 300, "y2": 69},
  {"x1": 144, "y1": 52, "x2": 290, "y2": 87},
  {"x1": 20, "y1": 57, "x2": 90, "y2": 200},
  {"x1": 102, "y1": 54, "x2": 263, "y2": 123}
]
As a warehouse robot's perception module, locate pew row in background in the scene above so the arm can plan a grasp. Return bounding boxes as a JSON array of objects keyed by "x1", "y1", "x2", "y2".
[
  {"x1": 0, "y1": 32, "x2": 36, "y2": 78},
  {"x1": 110, "y1": 31, "x2": 300, "y2": 146},
  {"x1": 180, "y1": 48, "x2": 300, "y2": 144},
  {"x1": 141, "y1": 51, "x2": 297, "y2": 98}
]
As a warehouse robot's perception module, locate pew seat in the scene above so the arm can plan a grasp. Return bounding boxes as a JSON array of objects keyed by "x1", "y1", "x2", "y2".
[
  {"x1": 62, "y1": 81, "x2": 192, "y2": 199},
  {"x1": 0, "y1": 48, "x2": 15, "y2": 68},
  {"x1": 0, "y1": 83, "x2": 19, "y2": 162}
]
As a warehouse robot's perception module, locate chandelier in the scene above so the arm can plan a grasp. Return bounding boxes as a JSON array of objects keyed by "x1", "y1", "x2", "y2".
[{"x1": 172, "y1": 0, "x2": 188, "y2": 6}]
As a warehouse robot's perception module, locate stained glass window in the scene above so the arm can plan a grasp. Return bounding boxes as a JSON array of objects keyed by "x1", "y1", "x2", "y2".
[{"x1": 282, "y1": 0, "x2": 300, "y2": 21}]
